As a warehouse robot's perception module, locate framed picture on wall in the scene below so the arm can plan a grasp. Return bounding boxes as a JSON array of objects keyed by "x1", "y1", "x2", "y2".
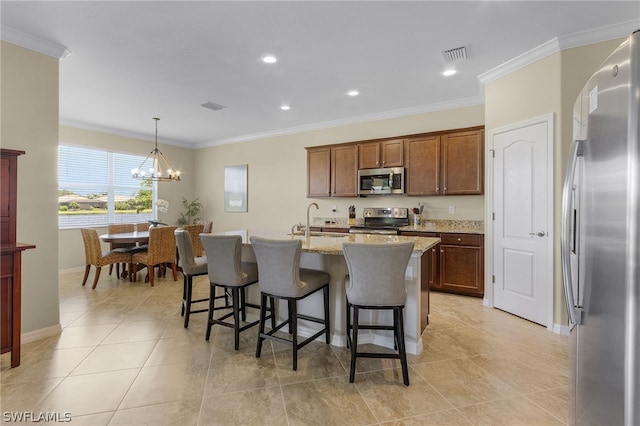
[{"x1": 224, "y1": 164, "x2": 247, "y2": 212}]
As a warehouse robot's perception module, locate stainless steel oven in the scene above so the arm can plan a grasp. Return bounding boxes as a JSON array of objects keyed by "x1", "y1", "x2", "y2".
[{"x1": 348, "y1": 207, "x2": 409, "y2": 235}]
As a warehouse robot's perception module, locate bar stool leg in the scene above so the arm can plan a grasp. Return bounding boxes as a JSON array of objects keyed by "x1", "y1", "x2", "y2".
[
  {"x1": 324, "y1": 286, "x2": 330, "y2": 344},
  {"x1": 345, "y1": 299, "x2": 351, "y2": 349},
  {"x1": 232, "y1": 288, "x2": 241, "y2": 350},
  {"x1": 290, "y1": 299, "x2": 298, "y2": 371},
  {"x1": 205, "y1": 284, "x2": 216, "y2": 341},
  {"x1": 349, "y1": 306, "x2": 359, "y2": 383},
  {"x1": 396, "y1": 306, "x2": 409, "y2": 386},
  {"x1": 183, "y1": 275, "x2": 193, "y2": 328},
  {"x1": 256, "y1": 293, "x2": 267, "y2": 358}
]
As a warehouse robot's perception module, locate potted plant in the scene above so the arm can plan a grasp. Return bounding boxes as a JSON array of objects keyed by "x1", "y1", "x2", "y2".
[{"x1": 177, "y1": 197, "x2": 203, "y2": 226}]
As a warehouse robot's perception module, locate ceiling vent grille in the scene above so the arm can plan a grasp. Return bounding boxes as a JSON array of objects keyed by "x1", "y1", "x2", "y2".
[
  {"x1": 201, "y1": 101, "x2": 226, "y2": 111},
  {"x1": 442, "y1": 46, "x2": 467, "y2": 64}
]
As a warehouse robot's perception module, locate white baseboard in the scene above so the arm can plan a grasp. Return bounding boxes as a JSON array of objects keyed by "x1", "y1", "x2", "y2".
[
  {"x1": 553, "y1": 322, "x2": 571, "y2": 336},
  {"x1": 22, "y1": 324, "x2": 61, "y2": 344},
  {"x1": 59, "y1": 266, "x2": 85, "y2": 274}
]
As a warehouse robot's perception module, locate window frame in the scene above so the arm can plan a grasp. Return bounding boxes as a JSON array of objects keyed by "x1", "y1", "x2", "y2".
[{"x1": 58, "y1": 143, "x2": 158, "y2": 229}]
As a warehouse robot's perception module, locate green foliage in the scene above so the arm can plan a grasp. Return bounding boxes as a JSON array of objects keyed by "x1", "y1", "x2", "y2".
[
  {"x1": 68, "y1": 201, "x2": 80, "y2": 210},
  {"x1": 177, "y1": 197, "x2": 203, "y2": 225},
  {"x1": 59, "y1": 205, "x2": 68, "y2": 211}
]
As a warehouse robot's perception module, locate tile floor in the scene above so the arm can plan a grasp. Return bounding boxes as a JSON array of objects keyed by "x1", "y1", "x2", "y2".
[{"x1": 1, "y1": 270, "x2": 569, "y2": 425}]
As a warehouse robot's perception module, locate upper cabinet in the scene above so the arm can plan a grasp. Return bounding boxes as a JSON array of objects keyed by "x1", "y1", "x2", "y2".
[
  {"x1": 405, "y1": 127, "x2": 484, "y2": 196},
  {"x1": 307, "y1": 146, "x2": 331, "y2": 197},
  {"x1": 358, "y1": 139, "x2": 404, "y2": 169},
  {"x1": 307, "y1": 145, "x2": 358, "y2": 197},
  {"x1": 307, "y1": 126, "x2": 484, "y2": 198}
]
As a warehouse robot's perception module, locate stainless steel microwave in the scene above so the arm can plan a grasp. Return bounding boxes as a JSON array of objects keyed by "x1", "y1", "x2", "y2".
[{"x1": 357, "y1": 167, "x2": 405, "y2": 195}]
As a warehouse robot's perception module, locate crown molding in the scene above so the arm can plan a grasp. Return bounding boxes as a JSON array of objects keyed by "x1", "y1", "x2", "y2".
[
  {"x1": 1, "y1": 26, "x2": 71, "y2": 60},
  {"x1": 196, "y1": 96, "x2": 485, "y2": 148},
  {"x1": 478, "y1": 19, "x2": 640, "y2": 86}
]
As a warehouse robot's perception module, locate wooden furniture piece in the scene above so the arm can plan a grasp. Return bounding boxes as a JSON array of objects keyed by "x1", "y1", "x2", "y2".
[
  {"x1": 306, "y1": 144, "x2": 358, "y2": 197},
  {"x1": 81, "y1": 229, "x2": 134, "y2": 289},
  {"x1": 358, "y1": 138, "x2": 404, "y2": 169},
  {"x1": 182, "y1": 223, "x2": 205, "y2": 258},
  {"x1": 1, "y1": 149, "x2": 35, "y2": 368},
  {"x1": 405, "y1": 127, "x2": 484, "y2": 195},
  {"x1": 131, "y1": 226, "x2": 178, "y2": 286},
  {"x1": 400, "y1": 230, "x2": 484, "y2": 297}
]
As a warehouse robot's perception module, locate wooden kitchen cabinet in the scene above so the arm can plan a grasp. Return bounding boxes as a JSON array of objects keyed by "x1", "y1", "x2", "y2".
[
  {"x1": 405, "y1": 127, "x2": 484, "y2": 196},
  {"x1": 1, "y1": 149, "x2": 35, "y2": 368},
  {"x1": 331, "y1": 144, "x2": 358, "y2": 197},
  {"x1": 307, "y1": 146, "x2": 331, "y2": 197},
  {"x1": 358, "y1": 139, "x2": 404, "y2": 169},
  {"x1": 405, "y1": 135, "x2": 440, "y2": 195},
  {"x1": 400, "y1": 231, "x2": 484, "y2": 297},
  {"x1": 441, "y1": 129, "x2": 484, "y2": 195},
  {"x1": 306, "y1": 145, "x2": 358, "y2": 197},
  {"x1": 439, "y1": 233, "x2": 484, "y2": 297}
]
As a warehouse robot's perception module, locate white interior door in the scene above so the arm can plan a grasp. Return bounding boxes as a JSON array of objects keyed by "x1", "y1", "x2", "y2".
[{"x1": 490, "y1": 115, "x2": 553, "y2": 328}]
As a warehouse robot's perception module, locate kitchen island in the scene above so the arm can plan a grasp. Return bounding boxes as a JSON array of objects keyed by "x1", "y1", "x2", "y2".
[{"x1": 221, "y1": 229, "x2": 440, "y2": 355}]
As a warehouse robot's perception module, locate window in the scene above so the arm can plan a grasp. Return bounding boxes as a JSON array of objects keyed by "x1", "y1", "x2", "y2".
[{"x1": 58, "y1": 145, "x2": 156, "y2": 229}]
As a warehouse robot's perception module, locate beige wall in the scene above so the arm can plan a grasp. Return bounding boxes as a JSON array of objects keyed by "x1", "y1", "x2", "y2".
[
  {"x1": 193, "y1": 105, "x2": 486, "y2": 234},
  {"x1": 1, "y1": 41, "x2": 60, "y2": 334},
  {"x1": 58, "y1": 126, "x2": 196, "y2": 270},
  {"x1": 484, "y1": 37, "x2": 625, "y2": 327}
]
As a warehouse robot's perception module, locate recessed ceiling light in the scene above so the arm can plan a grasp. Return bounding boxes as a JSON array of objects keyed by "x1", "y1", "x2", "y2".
[
  {"x1": 262, "y1": 55, "x2": 277, "y2": 64},
  {"x1": 347, "y1": 90, "x2": 359, "y2": 97},
  {"x1": 442, "y1": 69, "x2": 457, "y2": 77},
  {"x1": 280, "y1": 105, "x2": 291, "y2": 111}
]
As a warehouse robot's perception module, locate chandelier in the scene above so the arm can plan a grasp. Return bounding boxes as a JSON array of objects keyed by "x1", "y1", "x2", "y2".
[{"x1": 131, "y1": 117, "x2": 181, "y2": 182}]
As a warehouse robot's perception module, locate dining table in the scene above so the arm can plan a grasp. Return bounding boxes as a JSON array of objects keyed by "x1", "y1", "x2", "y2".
[{"x1": 99, "y1": 230, "x2": 150, "y2": 281}]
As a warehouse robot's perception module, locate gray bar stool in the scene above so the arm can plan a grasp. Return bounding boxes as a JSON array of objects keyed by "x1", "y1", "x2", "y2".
[
  {"x1": 250, "y1": 237, "x2": 330, "y2": 371},
  {"x1": 201, "y1": 234, "x2": 263, "y2": 350},
  {"x1": 175, "y1": 229, "x2": 210, "y2": 328},
  {"x1": 342, "y1": 242, "x2": 414, "y2": 386}
]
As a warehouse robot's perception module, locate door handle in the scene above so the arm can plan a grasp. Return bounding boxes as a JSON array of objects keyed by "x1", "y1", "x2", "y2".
[{"x1": 529, "y1": 231, "x2": 546, "y2": 237}]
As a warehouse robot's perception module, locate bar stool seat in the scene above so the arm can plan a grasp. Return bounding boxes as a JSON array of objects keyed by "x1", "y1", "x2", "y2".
[
  {"x1": 201, "y1": 234, "x2": 266, "y2": 350},
  {"x1": 343, "y1": 242, "x2": 414, "y2": 386},
  {"x1": 250, "y1": 236, "x2": 330, "y2": 371}
]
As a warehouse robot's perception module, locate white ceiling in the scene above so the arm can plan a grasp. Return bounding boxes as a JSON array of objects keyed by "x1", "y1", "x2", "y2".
[{"x1": 2, "y1": 1, "x2": 639, "y2": 148}]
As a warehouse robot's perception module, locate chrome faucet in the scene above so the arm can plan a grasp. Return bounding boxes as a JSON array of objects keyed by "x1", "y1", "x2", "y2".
[{"x1": 306, "y1": 202, "x2": 319, "y2": 239}]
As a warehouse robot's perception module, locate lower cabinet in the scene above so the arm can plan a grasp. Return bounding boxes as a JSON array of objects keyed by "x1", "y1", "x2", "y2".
[{"x1": 400, "y1": 231, "x2": 484, "y2": 298}]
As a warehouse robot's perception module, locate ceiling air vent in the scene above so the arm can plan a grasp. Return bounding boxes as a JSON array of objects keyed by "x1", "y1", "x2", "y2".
[
  {"x1": 442, "y1": 46, "x2": 467, "y2": 64},
  {"x1": 201, "y1": 101, "x2": 226, "y2": 111}
]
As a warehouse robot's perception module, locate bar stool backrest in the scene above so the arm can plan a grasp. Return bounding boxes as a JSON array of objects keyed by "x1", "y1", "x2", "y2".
[
  {"x1": 200, "y1": 234, "x2": 246, "y2": 286},
  {"x1": 175, "y1": 229, "x2": 205, "y2": 275},
  {"x1": 250, "y1": 237, "x2": 309, "y2": 298},
  {"x1": 342, "y1": 242, "x2": 414, "y2": 306}
]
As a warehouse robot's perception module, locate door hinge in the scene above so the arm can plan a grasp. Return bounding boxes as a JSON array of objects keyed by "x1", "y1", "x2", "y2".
[
  {"x1": 492, "y1": 212, "x2": 495, "y2": 221},
  {"x1": 492, "y1": 275, "x2": 495, "y2": 283},
  {"x1": 489, "y1": 149, "x2": 495, "y2": 158}
]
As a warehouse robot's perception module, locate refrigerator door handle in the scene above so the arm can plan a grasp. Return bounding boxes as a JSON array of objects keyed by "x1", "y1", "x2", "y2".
[{"x1": 562, "y1": 139, "x2": 585, "y2": 326}]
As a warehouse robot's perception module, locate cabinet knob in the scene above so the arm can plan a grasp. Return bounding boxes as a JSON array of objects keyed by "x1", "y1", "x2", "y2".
[
  {"x1": 440, "y1": 250, "x2": 444, "y2": 253},
  {"x1": 457, "y1": 237, "x2": 462, "y2": 242}
]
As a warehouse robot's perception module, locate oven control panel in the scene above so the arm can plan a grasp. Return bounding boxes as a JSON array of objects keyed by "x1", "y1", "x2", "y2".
[{"x1": 363, "y1": 207, "x2": 408, "y2": 218}]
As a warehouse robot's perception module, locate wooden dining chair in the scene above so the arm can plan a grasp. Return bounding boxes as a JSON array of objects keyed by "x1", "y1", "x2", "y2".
[
  {"x1": 131, "y1": 226, "x2": 178, "y2": 287},
  {"x1": 107, "y1": 223, "x2": 135, "y2": 279},
  {"x1": 80, "y1": 228, "x2": 133, "y2": 289},
  {"x1": 182, "y1": 223, "x2": 205, "y2": 258},
  {"x1": 195, "y1": 220, "x2": 213, "y2": 234},
  {"x1": 135, "y1": 222, "x2": 151, "y2": 232}
]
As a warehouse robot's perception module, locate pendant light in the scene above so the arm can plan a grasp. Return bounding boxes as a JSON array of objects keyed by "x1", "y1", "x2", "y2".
[{"x1": 131, "y1": 117, "x2": 181, "y2": 182}]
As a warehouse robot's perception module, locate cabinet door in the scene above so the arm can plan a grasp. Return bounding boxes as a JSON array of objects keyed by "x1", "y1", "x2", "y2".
[
  {"x1": 307, "y1": 147, "x2": 331, "y2": 197},
  {"x1": 358, "y1": 142, "x2": 380, "y2": 169},
  {"x1": 441, "y1": 129, "x2": 484, "y2": 195},
  {"x1": 381, "y1": 139, "x2": 404, "y2": 167},
  {"x1": 439, "y1": 244, "x2": 484, "y2": 297},
  {"x1": 405, "y1": 136, "x2": 440, "y2": 195},
  {"x1": 331, "y1": 145, "x2": 358, "y2": 197},
  {"x1": 428, "y1": 244, "x2": 441, "y2": 290}
]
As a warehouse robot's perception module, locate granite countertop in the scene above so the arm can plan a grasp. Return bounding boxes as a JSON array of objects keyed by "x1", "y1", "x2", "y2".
[
  {"x1": 222, "y1": 229, "x2": 440, "y2": 255},
  {"x1": 400, "y1": 219, "x2": 484, "y2": 234},
  {"x1": 311, "y1": 218, "x2": 484, "y2": 234}
]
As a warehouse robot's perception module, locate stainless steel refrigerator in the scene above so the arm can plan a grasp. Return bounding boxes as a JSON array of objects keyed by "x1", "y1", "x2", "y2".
[{"x1": 562, "y1": 30, "x2": 640, "y2": 425}]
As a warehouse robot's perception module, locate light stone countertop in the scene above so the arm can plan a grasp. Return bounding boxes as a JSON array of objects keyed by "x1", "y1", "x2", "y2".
[
  {"x1": 310, "y1": 218, "x2": 484, "y2": 234},
  {"x1": 221, "y1": 229, "x2": 440, "y2": 255}
]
